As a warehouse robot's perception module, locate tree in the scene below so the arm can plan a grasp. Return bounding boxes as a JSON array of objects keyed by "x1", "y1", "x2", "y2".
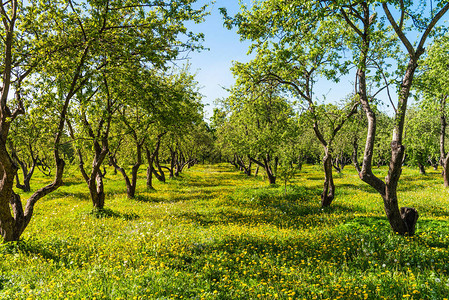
[
  {"x1": 0, "y1": 0, "x2": 73, "y2": 242},
  {"x1": 50, "y1": 0, "x2": 206, "y2": 207},
  {"x1": 225, "y1": 0, "x2": 449, "y2": 234},
  {"x1": 217, "y1": 82, "x2": 297, "y2": 184},
  {"x1": 223, "y1": 3, "x2": 357, "y2": 206},
  {"x1": 349, "y1": 1, "x2": 448, "y2": 235},
  {"x1": 67, "y1": 71, "x2": 118, "y2": 210},
  {"x1": 415, "y1": 35, "x2": 449, "y2": 184},
  {"x1": 0, "y1": 0, "x2": 208, "y2": 241},
  {"x1": 145, "y1": 68, "x2": 204, "y2": 186},
  {"x1": 110, "y1": 67, "x2": 203, "y2": 198},
  {"x1": 404, "y1": 105, "x2": 439, "y2": 174},
  {"x1": 327, "y1": 0, "x2": 448, "y2": 235},
  {"x1": 8, "y1": 105, "x2": 56, "y2": 192}
]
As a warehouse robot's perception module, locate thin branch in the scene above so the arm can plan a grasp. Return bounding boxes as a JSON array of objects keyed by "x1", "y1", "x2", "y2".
[
  {"x1": 382, "y1": 3, "x2": 415, "y2": 57},
  {"x1": 416, "y1": 2, "x2": 449, "y2": 55},
  {"x1": 340, "y1": 8, "x2": 363, "y2": 37},
  {"x1": 371, "y1": 60, "x2": 397, "y2": 113}
]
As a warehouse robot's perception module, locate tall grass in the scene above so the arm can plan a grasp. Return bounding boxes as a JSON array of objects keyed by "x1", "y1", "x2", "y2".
[{"x1": 0, "y1": 164, "x2": 448, "y2": 299}]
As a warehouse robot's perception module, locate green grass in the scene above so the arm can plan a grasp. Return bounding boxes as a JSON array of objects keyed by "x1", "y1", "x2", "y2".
[{"x1": 1, "y1": 164, "x2": 449, "y2": 299}]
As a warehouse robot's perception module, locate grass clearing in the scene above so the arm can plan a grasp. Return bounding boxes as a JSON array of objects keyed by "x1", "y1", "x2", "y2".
[{"x1": 0, "y1": 164, "x2": 448, "y2": 299}]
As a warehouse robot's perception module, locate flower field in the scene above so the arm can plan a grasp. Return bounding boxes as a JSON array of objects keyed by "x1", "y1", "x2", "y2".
[{"x1": 1, "y1": 164, "x2": 449, "y2": 299}]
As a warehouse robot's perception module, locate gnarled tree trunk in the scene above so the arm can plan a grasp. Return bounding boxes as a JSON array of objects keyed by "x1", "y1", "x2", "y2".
[
  {"x1": 321, "y1": 147, "x2": 335, "y2": 207},
  {"x1": 110, "y1": 137, "x2": 144, "y2": 199},
  {"x1": 146, "y1": 132, "x2": 166, "y2": 190},
  {"x1": 250, "y1": 154, "x2": 276, "y2": 184}
]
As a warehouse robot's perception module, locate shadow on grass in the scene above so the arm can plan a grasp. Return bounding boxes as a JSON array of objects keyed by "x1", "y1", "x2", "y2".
[
  {"x1": 47, "y1": 191, "x2": 90, "y2": 201},
  {"x1": 338, "y1": 183, "x2": 379, "y2": 194},
  {"x1": 90, "y1": 208, "x2": 139, "y2": 220},
  {"x1": 61, "y1": 180, "x2": 85, "y2": 187},
  {"x1": 134, "y1": 194, "x2": 165, "y2": 203},
  {"x1": 134, "y1": 191, "x2": 217, "y2": 204},
  {"x1": 0, "y1": 238, "x2": 79, "y2": 269},
  {"x1": 176, "y1": 201, "x2": 359, "y2": 230},
  {"x1": 174, "y1": 185, "x2": 366, "y2": 230},
  {"x1": 401, "y1": 173, "x2": 442, "y2": 182},
  {"x1": 150, "y1": 215, "x2": 449, "y2": 281}
]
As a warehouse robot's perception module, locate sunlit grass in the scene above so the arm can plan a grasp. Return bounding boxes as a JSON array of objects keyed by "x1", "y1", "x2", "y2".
[{"x1": 0, "y1": 164, "x2": 448, "y2": 299}]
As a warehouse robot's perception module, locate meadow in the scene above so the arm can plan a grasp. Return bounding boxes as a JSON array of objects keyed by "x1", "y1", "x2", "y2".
[{"x1": 0, "y1": 163, "x2": 449, "y2": 299}]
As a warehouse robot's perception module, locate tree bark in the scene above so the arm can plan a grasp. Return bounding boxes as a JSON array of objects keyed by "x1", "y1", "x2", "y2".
[
  {"x1": 110, "y1": 139, "x2": 143, "y2": 199},
  {"x1": 321, "y1": 148, "x2": 335, "y2": 207},
  {"x1": 417, "y1": 162, "x2": 426, "y2": 175},
  {"x1": 250, "y1": 155, "x2": 276, "y2": 184},
  {"x1": 145, "y1": 132, "x2": 165, "y2": 190},
  {"x1": 439, "y1": 96, "x2": 449, "y2": 187},
  {"x1": 90, "y1": 173, "x2": 105, "y2": 210}
]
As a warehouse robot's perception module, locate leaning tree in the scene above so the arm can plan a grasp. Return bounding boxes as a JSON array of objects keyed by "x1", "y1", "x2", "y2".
[
  {"x1": 317, "y1": 0, "x2": 449, "y2": 235},
  {"x1": 0, "y1": 0, "x2": 80, "y2": 242}
]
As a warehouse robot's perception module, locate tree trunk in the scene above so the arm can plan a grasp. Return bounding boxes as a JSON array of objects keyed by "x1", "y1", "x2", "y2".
[
  {"x1": 90, "y1": 173, "x2": 105, "y2": 210},
  {"x1": 321, "y1": 148, "x2": 335, "y2": 207},
  {"x1": 146, "y1": 161, "x2": 155, "y2": 190},
  {"x1": 236, "y1": 155, "x2": 252, "y2": 176},
  {"x1": 418, "y1": 162, "x2": 426, "y2": 175},
  {"x1": 332, "y1": 156, "x2": 341, "y2": 173},
  {"x1": 15, "y1": 172, "x2": 31, "y2": 192},
  {"x1": 266, "y1": 168, "x2": 276, "y2": 184},
  {"x1": 153, "y1": 151, "x2": 166, "y2": 182},
  {"x1": 250, "y1": 155, "x2": 276, "y2": 184},
  {"x1": 145, "y1": 133, "x2": 165, "y2": 190},
  {"x1": 68, "y1": 117, "x2": 109, "y2": 210},
  {"x1": 110, "y1": 153, "x2": 139, "y2": 200},
  {"x1": 10, "y1": 148, "x2": 37, "y2": 192},
  {"x1": 297, "y1": 154, "x2": 303, "y2": 171},
  {"x1": 169, "y1": 148, "x2": 176, "y2": 178},
  {"x1": 439, "y1": 97, "x2": 449, "y2": 187},
  {"x1": 442, "y1": 157, "x2": 449, "y2": 187}
]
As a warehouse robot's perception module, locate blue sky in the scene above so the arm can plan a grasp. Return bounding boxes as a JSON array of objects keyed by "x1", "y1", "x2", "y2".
[{"x1": 186, "y1": 1, "x2": 252, "y2": 121}]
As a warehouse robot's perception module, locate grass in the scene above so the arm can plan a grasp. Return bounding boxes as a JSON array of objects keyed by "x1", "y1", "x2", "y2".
[{"x1": 0, "y1": 164, "x2": 449, "y2": 299}]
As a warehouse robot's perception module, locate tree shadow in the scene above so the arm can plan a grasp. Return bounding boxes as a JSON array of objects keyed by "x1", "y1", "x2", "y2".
[
  {"x1": 0, "y1": 238, "x2": 76, "y2": 269},
  {"x1": 176, "y1": 197, "x2": 359, "y2": 231},
  {"x1": 152, "y1": 215, "x2": 449, "y2": 281},
  {"x1": 338, "y1": 183, "x2": 379, "y2": 194},
  {"x1": 46, "y1": 191, "x2": 90, "y2": 201},
  {"x1": 134, "y1": 194, "x2": 165, "y2": 203},
  {"x1": 134, "y1": 191, "x2": 217, "y2": 204},
  {"x1": 90, "y1": 208, "x2": 139, "y2": 220},
  {"x1": 61, "y1": 180, "x2": 85, "y2": 187}
]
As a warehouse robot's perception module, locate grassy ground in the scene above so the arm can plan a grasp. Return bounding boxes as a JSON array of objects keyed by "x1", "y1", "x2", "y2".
[{"x1": 1, "y1": 164, "x2": 449, "y2": 299}]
